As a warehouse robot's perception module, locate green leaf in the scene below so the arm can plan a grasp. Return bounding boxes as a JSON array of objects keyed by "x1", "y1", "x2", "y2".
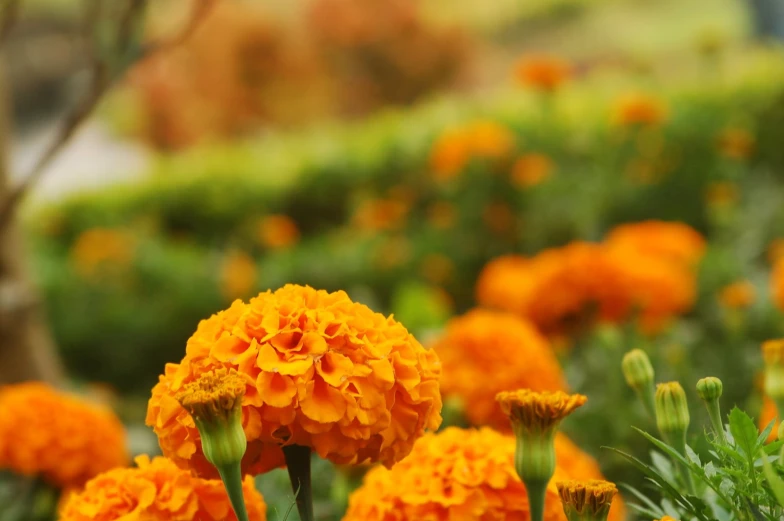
[
  {"x1": 729, "y1": 407, "x2": 759, "y2": 458},
  {"x1": 760, "y1": 449, "x2": 784, "y2": 508},
  {"x1": 758, "y1": 419, "x2": 777, "y2": 448}
]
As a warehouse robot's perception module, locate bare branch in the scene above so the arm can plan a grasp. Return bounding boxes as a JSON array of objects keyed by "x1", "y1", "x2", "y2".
[
  {"x1": 0, "y1": 0, "x2": 20, "y2": 46},
  {"x1": 0, "y1": 0, "x2": 215, "y2": 229}
]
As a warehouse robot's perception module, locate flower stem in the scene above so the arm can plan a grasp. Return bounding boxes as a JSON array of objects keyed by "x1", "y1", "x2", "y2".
[
  {"x1": 525, "y1": 479, "x2": 548, "y2": 521},
  {"x1": 217, "y1": 463, "x2": 249, "y2": 521},
  {"x1": 283, "y1": 444, "x2": 314, "y2": 521},
  {"x1": 704, "y1": 399, "x2": 726, "y2": 444}
]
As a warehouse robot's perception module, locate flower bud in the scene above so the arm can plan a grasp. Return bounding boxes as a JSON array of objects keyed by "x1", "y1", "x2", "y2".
[
  {"x1": 621, "y1": 349, "x2": 655, "y2": 419},
  {"x1": 696, "y1": 377, "x2": 722, "y2": 402},
  {"x1": 556, "y1": 480, "x2": 617, "y2": 521},
  {"x1": 655, "y1": 382, "x2": 690, "y2": 442}
]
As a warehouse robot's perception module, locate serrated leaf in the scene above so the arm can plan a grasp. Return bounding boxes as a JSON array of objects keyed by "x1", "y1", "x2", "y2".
[
  {"x1": 729, "y1": 407, "x2": 759, "y2": 459},
  {"x1": 686, "y1": 444, "x2": 702, "y2": 466}
]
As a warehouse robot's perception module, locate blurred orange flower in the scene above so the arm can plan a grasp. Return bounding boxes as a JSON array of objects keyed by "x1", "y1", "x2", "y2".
[
  {"x1": 342, "y1": 427, "x2": 624, "y2": 521},
  {"x1": 70, "y1": 228, "x2": 135, "y2": 277},
  {"x1": 772, "y1": 258, "x2": 784, "y2": 312},
  {"x1": 426, "y1": 201, "x2": 457, "y2": 230},
  {"x1": 432, "y1": 309, "x2": 567, "y2": 429},
  {"x1": 512, "y1": 153, "x2": 554, "y2": 188},
  {"x1": 353, "y1": 198, "x2": 409, "y2": 231},
  {"x1": 146, "y1": 285, "x2": 442, "y2": 479},
  {"x1": 482, "y1": 202, "x2": 516, "y2": 234},
  {"x1": 514, "y1": 55, "x2": 571, "y2": 92},
  {"x1": 258, "y1": 214, "x2": 299, "y2": 249},
  {"x1": 220, "y1": 250, "x2": 257, "y2": 300},
  {"x1": 59, "y1": 455, "x2": 266, "y2": 521},
  {"x1": 429, "y1": 121, "x2": 515, "y2": 180},
  {"x1": 718, "y1": 280, "x2": 755, "y2": 310},
  {"x1": 477, "y1": 221, "x2": 704, "y2": 334},
  {"x1": 768, "y1": 239, "x2": 784, "y2": 264},
  {"x1": 0, "y1": 382, "x2": 128, "y2": 489},
  {"x1": 717, "y1": 127, "x2": 755, "y2": 160},
  {"x1": 612, "y1": 93, "x2": 668, "y2": 127}
]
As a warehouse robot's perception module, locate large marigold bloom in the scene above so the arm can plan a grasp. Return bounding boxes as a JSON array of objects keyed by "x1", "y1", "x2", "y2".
[
  {"x1": 0, "y1": 382, "x2": 128, "y2": 489},
  {"x1": 432, "y1": 309, "x2": 567, "y2": 429},
  {"x1": 342, "y1": 427, "x2": 624, "y2": 521},
  {"x1": 604, "y1": 220, "x2": 706, "y2": 268},
  {"x1": 146, "y1": 285, "x2": 443, "y2": 478},
  {"x1": 59, "y1": 455, "x2": 266, "y2": 521}
]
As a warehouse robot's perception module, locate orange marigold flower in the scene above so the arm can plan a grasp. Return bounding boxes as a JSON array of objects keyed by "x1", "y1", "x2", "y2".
[
  {"x1": 352, "y1": 198, "x2": 409, "y2": 232},
  {"x1": 497, "y1": 389, "x2": 586, "y2": 433},
  {"x1": 718, "y1": 280, "x2": 755, "y2": 310},
  {"x1": 604, "y1": 220, "x2": 706, "y2": 268},
  {"x1": 0, "y1": 382, "x2": 128, "y2": 489},
  {"x1": 717, "y1": 127, "x2": 755, "y2": 160},
  {"x1": 514, "y1": 54, "x2": 571, "y2": 92},
  {"x1": 70, "y1": 228, "x2": 135, "y2": 277},
  {"x1": 146, "y1": 285, "x2": 443, "y2": 479},
  {"x1": 556, "y1": 480, "x2": 617, "y2": 519},
  {"x1": 611, "y1": 93, "x2": 668, "y2": 127},
  {"x1": 429, "y1": 121, "x2": 515, "y2": 180},
  {"x1": 342, "y1": 427, "x2": 624, "y2": 521},
  {"x1": 59, "y1": 455, "x2": 266, "y2": 521},
  {"x1": 258, "y1": 214, "x2": 299, "y2": 250},
  {"x1": 220, "y1": 250, "x2": 258, "y2": 300},
  {"x1": 512, "y1": 153, "x2": 554, "y2": 188},
  {"x1": 432, "y1": 309, "x2": 567, "y2": 429},
  {"x1": 772, "y1": 258, "x2": 784, "y2": 312},
  {"x1": 759, "y1": 395, "x2": 778, "y2": 443}
]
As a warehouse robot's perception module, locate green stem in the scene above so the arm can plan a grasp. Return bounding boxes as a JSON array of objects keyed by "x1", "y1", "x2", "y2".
[
  {"x1": 217, "y1": 463, "x2": 249, "y2": 521},
  {"x1": 283, "y1": 444, "x2": 314, "y2": 521},
  {"x1": 524, "y1": 479, "x2": 548, "y2": 521},
  {"x1": 704, "y1": 400, "x2": 727, "y2": 444},
  {"x1": 666, "y1": 433, "x2": 696, "y2": 495},
  {"x1": 636, "y1": 383, "x2": 656, "y2": 422}
]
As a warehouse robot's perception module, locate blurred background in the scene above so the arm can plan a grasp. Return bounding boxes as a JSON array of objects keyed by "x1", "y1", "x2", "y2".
[{"x1": 3, "y1": 0, "x2": 784, "y2": 518}]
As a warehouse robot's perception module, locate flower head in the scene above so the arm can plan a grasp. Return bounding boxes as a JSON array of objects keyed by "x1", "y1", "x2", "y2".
[
  {"x1": 654, "y1": 382, "x2": 690, "y2": 448},
  {"x1": 718, "y1": 281, "x2": 755, "y2": 310},
  {"x1": 557, "y1": 480, "x2": 617, "y2": 521},
  {"x1": 429, "y1": 121, "x2": 514, "y2": 180},
  {"x1": 611, "y1": 93, "x2": 668, "y2": 127},
  {"x1": 258, "y1": 214, "x2": 299, "y2": 250},
  {"x1": 147, "y1": 284, "x2": 442, "y2": 478},
  {"x1": 343, "y1": 427, "x2": 624, "y2": 521},
  {"x1": 220, "y1": 251, "x2": 258, "y2": 300},
  {"x1": 0, "y1": 382, "x2": 128, "y2": 489},
  {"x1": 59, "y1": 455, "x2": 266, "y2": 521},
  {"x1": 514, "y1": 55, "x2": 571, "y2": 92},
  {"x1": 433, "y1": 309, "x2": 567, "y2": 429},
  {"x1": 512, "y1": 153, "x2": 554, "y2": 188},
  {"x1": 696, "y1": 377, "x2": 723, "y2": 402},
  {"x1": 497, "y1": 390, "x2": 587, "y2": 435}
]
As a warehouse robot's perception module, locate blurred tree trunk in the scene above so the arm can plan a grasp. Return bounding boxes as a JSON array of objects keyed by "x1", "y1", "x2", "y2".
[{"x1": 0, "y1": 56, "x2": 64, "y2": 385}]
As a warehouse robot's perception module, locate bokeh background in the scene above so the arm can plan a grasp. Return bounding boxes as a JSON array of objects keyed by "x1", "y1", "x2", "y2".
[{"x1": 4, "y1": 0, "x2": 784, "y2": 518}]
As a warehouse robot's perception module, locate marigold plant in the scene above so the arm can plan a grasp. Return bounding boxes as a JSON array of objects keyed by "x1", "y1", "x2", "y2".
[
  {"x1": 58, "y1": 455, "x2": 266, "y2": 521},
  {"x1": 146, "y1": 284, "x2": 443, "y2": 479},
  {"x1": 0, "y1": 382, "x2": 128, "y2": 489},
  {"x1": 432, "y1": 308, "x2": 567, "y2": 429},
  {"x1": 514, "y1": 55, "x2": 571, "y2": 92},
  {"x1": 603, "y1": 220, "x2": 706, "y2": 268},
  {"x1": 342, "y1": 427, "x2": 624, "y2": 521}
]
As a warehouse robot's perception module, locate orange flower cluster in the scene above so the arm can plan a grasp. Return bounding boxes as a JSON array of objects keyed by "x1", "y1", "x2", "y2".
[
  {"x1": 432, "y1": 309, "x2": 567, "y2": 429},
  {"x1": 0, "y1": 383, "x2": 128, "y2": 489},
  {"x1": 476, "y1": 221, "x2": 705, "y2": 333},
  {"x1": 514, "y1": 55, "x2": 571, "y2": 92},
  {"x1": 220, "y1": 251, "x2": 258, "y2": 301},
  {"x1": 772, "y1": 258, "x2": 784, "y2": 312},
  {"x1": 147, "y1": 284, "x2": 442, "y2": 478},
  {"x1": 258, "y1": 215, "x2": 299, "y2": 250},
  {"x1": 430, "y1": 121, "x2": 515, "y2": 180},
  {"x1": 70, "y1": 228, "x2": 135, "y2": 277},
  {"x1": 342, "y1": 427, "x2": 624, "y2": 521},
  {"x1": 611, "y1": 93, "x2": 668, "y2": 127},
  {"x1": 59, "y1": 455, "x2": 266, "y2": 521}
]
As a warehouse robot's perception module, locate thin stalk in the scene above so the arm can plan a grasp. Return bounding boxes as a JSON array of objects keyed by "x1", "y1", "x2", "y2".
[
  {"x1": 524, "y1": 480, "x2": 548, "y2": 521},
  {"x1": 217, "y1": 464, "x2": 249, "y2": 521},
  {"x1": 283, "y1": 444, "x2": 313, "y2": 521}
]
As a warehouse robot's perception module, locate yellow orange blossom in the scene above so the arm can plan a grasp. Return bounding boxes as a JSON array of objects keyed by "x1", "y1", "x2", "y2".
[
  {"x1": 220, "y1": 251, "x2": 257, "y2": 300},
  {"x1": 0, "y1": 382, "x2": 128, "y2": 489},
  {"x1": 512, "y1": 153, "x2": 554, "y2": 188},
  {"x1": 342, "y1": 427, "x2": 624, "y2": 521},
  {"x1": 59, "y1": 455, "x2": 266, "y2": 521},
  {"x1": 556, "y1": 480, "x2": 617, "y2": 517},
  {"x1": 718, "y1": 280, "x2": 755, "y2": 310},
  {"x1": 258, "y1": 214, "x2": 299, "y2": 249},
  {"x1": 352, "y1": 198, "x2": 409, "y2": 231},
  {"x1": 705, "y1": 181, "x2": 739, "y2": 208},
  {"x1": 432, "y1": 309, "x2": 567, "y2": 429},
  {"x1": 717, "y1": 128, "x2": 755, "y2": 160},
  {"x1": 146, "y1": 285, "x2": 442, "y2": 479},
  {"x1": 772, "y1": 258, "x2": 784, "y2": 311},
  {"x1": 611, "y1": 93, "x2": 668, "y2": 127},
  {"x1": 70, "y1": 228, "x2": 134, "y2": 276},
  {"x1": 759, "y1": 395, "x2": 778, "y2": 443},
  {"x1": 514, "y1": 55, "x2": 571, "y2": 92},
  {"x1": 497, "y1": 390, "x2": 586, "y2": 433},
  {"x1": 604, "y1": 220, "x2": 706, "y2": 268},
  {"x1": 429, "y1": 121, "x2": 515, "y2": 180}
]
